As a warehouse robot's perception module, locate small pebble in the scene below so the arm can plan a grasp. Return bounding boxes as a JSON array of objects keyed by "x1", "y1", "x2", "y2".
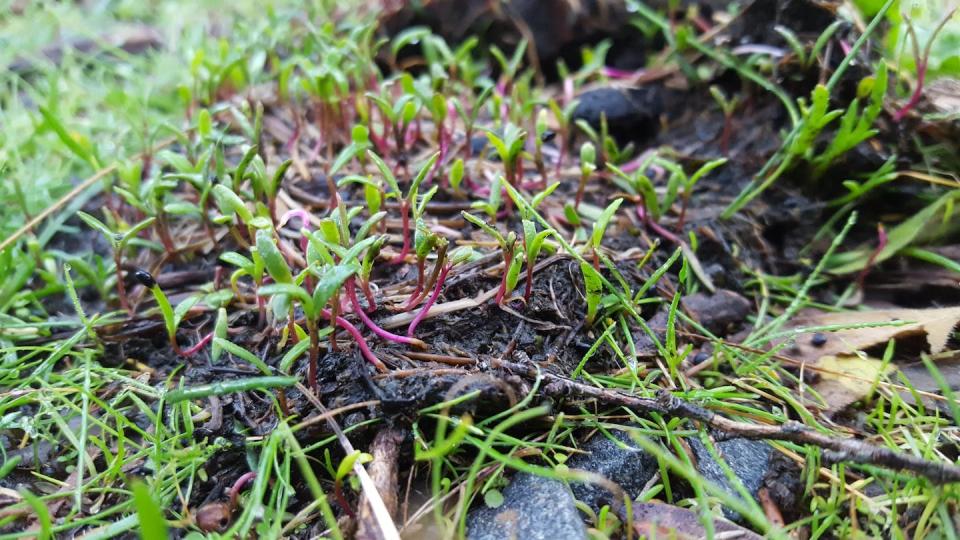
[
  {"x1": 811, "y1": 333, "x2": 828, "y2": 347},
  {"x1": 692, "y1": 351, "x2": 710, "y2": 365}
]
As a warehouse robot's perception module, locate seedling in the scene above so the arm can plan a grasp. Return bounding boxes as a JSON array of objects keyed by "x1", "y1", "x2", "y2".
[
  {"x1": 368, "y1": 149, "x2": 439, "y2": 264},
  {"x1": 485, "y1": 123, "x2": 526, "y2": 186},
  {"x1": 259, "y1": 260, "x2": 361, "y2": 390},
  {"x1": 462, "y1": 212, "x2": 520, "y2": 305},
  {"x1": 547, "y1": 97, "x2": 579, "y2": 173},
  {"x1": 453, "y1": 84, "x2": 493, "y2": 158},
  {"x1": 774, "y1": 21, "x2": 844, "y2": 71},
  {"x1": 133, "y1": 269, "x2": 194, "y2": 355},
  {"x1": 893, "y1": 8, "x2": 958, "y2": 122},
  {"x1": 708, "y1": 86, "x2": 739, "y2": 154},
  {"x1": 575, "y1": 142, "x2": 597, "y2": 209},
  {"x1": 77, "y1": 212, "x2": 155, "y2": 313},
  {"x1": 589, "y1": 198, "x2": 624, "y2": 270},
  {"x1": 408, "y1": 246, "x2": 474, "y2": 336},
  {"x1": 332, "y1": 450, "x2": 372, "y2": 519}
]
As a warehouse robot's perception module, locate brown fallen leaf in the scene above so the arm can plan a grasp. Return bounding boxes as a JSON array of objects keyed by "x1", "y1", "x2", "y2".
[
  {"x1": 632, "y1": 501, "x2": 763, "y2": 539},
  {"x1": 785, "y1": 307, "x2": 960, "y2": 364},
  {"x1": 784, "y1": 307, "x2": 960, "y2": 412}
]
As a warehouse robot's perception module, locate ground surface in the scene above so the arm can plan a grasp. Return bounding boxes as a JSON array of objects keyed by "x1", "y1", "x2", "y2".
[{"x1": 1, "y1": 1, "x2": 960, "y2": 538}]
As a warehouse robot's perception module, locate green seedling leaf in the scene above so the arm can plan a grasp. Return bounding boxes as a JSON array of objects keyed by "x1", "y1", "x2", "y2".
[
  {"x1": 131, "y1": 481, "x2": 169, "y2": 540},
  {"x1": 220, "y1": 252, "x2": 254, "y2": 275},
  {"x1": 531, "y1": 182, "x2": 560, "y2": 210},
  {"x1": 461, "y1": 212, "x2": 505, "y2": 245},
  {"x1": 311, "y1": 262, "x2": 359, "y2": 317},
  {"x1": 270, "y1": 159, "x2": 293, "y2": 197},
  {"x1": 356, "y1": 212, "x2": 387, "y2": 243},
  {"x1": 330, "y1": 143, "x2": 358, "y2": 177},
  {"x1": 367, "y1": 150, "x2": 401, "y2": 197},
  {"x1": 335, "y1": 450, "x2": 373, "y2": 482},
  {"x1": 158, "y1": 149, "x2": 195, "y2": 174},
  {"x1": 449, "y1": 158, "x2": 465, "y2": 191},
  {"x1": 279, "y1": 339, "x2": 311, "y2": 373},
  {"x1": 342, "y1": 235, "x2": 381, "y2": 264},
  {"x1": 77, "y1": 211, "x2": 117, "y2": 247},
  {"x1": 233, "y1": 145, "x2": 259, "y2": 190},
  {"x1": 591, "y1": 198, "x2": 623, "y2": 249},
  {"x1": 38, "y1": 106, "x2": 99, "y2": 169},
  {"x1": 213, "y1": 337, "x2": 271, "y2": 374},
  {"x1": 581, "y1": 261, "x2": 603, "y2": 326},
  {"x1": 197, "y1": 108, "x2": 212, "y2": 139},
  {"x1": 174, "y1": 295, "x2": 200, "y2": 328},
  {"x1": 165, "y1": 376, "x2": 298, "y2": 404},
  {"x1": 212, "y1": 184, "x2": 253, "y2": 224},
  {"x1": 121, "y1": 217, "x2": 157, "y2": 247},
  {"x1": 306, "y1": 231, "x2": 335, "y2": 267},
  {"x1": 409, "y1": 152, "x2": 441, "y2": 204},
  {"x1": 256, "y1": 230, "x2": 293, "y2": 284},
  {"x1": 563, "y1": 203, "x2": 581, "y2": 226},
  {"x1": 827, "y1": 190, "x2": 960, "y2": 273},
  {"x1": 506, "y1": 251, "x2": 523, "y2": 293},
  {"x1": 148, "y1": 285, "x2": 176, "y2": 341},
  {"x1": 259, "y1": 283, "x2": 312, "y2": 308},
  {"x1": 212, "y1": 308, "x2": 228, "y2": 362}
]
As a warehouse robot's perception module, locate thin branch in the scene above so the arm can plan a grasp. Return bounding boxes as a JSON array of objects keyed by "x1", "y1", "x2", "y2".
[{"x1": 490, "y1": 358, "x2": 960, "y2": 484}]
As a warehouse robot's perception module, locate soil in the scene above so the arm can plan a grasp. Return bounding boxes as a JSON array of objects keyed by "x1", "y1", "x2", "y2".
[{"x1": 9, "y1": 1, "x2": 960, "y2": 537}]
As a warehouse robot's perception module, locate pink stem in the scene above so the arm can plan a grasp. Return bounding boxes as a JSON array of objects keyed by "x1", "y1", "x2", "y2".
[
  {"x1": 894, "y1": 63, "x2": 927, "y2": 122},
  {"x1": 346, "y1": 279, "x2": 426, "y2": 348},
  {"x1": 636, "y1": 203, "x2": 682, "y2": 245},
  {"x1": 179, "y1": 332, "x2": 214, "y2": 357},
  {"x1": 407, "y1": 264, "x2": 450, "y2": 337},
  {"x1": 321, "y1": 309, "x2": 385, "y2": 369},
  {"x1": 228, "y1": 472, "x2": 257, "y2": 509}
]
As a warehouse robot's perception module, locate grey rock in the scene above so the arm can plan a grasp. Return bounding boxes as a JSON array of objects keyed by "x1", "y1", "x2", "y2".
[
  {"x1": 466, "y1": 472, "x2": 588, "y2": 540},
  {"x1": 689, "y1": 437, "x2": 774, "y2": 522},
  {"x1": 567, "y1": 430, "x2": 657, "y2": 511}
]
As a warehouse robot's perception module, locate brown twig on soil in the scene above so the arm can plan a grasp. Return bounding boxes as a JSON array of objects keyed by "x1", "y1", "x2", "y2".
[
  {"x1": 490, "y1": 358, "x2": 960, "y2": 484},
  {"x1": 296, "y1": 383, "x2": 401, "y2": 540},
  {"x1": 357, "y1": 425, "x2": 408, "y2": 540}
]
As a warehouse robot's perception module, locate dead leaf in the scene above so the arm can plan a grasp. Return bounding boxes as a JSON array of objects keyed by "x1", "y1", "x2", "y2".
[
  {"x1": 632, "y1": 501, "x2": 762, "y2": 540},
  {"x1": 786, "y1": 307, "x2": 960, "y2": 364},
  {"x1": 785, "y1": 307, "x2": 960, "y2": 412}
]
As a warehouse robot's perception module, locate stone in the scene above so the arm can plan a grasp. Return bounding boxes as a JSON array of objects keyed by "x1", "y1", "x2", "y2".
[
  {"x1": 572, "y1": 87, "x2": 664, "y2": 143},
  {"x1": 567, "y1": 429, "x2": 657, "y2": 511},
  {"x1": 466, "y1": 472, "x2": 588, "y2": 540},
  {"x1": 688, "y1": 437, "x2": 774, "y2": 522}
]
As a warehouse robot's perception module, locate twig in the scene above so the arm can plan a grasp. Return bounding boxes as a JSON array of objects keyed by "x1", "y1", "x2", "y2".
[
  {"x1": 357, "y1": 425, "x2": 407, "y2": 540},
  {"x1": 296, "y1": 383, "x2": 401, "y2": 540},
  {"x1": 490, "y1": 358, "x2": 960, "y2": 484}
]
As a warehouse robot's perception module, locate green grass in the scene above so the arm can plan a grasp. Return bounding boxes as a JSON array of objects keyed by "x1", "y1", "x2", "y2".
[{"x1": 2, "y1": 1, "x2": 960, "y2": 538}]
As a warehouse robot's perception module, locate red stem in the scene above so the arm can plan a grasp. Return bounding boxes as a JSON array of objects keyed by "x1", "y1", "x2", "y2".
[
  {"x1": 408, "y1": 264, "x2": 451, "y2": 337},
  {"x1": 347, "y1": 279, "x2": 425, "y2": 348},
  {"x1": 179, "y1": 332, "x2": 213, "y2": 357},
  {"x1": 320, "y1": 310, "x2": 386, "y2": 371},
  {"x1": 227, "y1": 472, "x2": 257, "y2": 510},
  {"x1": 893, "y1": 62, "x2": 926, "y2": 122}
]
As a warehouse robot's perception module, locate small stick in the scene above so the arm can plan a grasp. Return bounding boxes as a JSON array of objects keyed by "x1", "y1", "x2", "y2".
[
  {"x1": 491, "y1": 358, "x2": 960, "y2": 484},
  {"x1": 357, "y1": 425, "x2": 407, "y2": 540}
]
